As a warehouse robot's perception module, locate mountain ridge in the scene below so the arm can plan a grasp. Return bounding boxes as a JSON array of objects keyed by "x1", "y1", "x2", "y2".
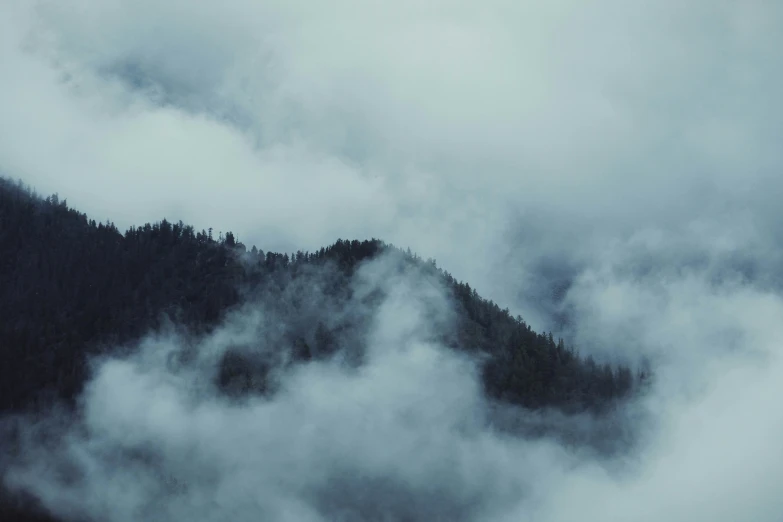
[
  {"x1": 0, "y1": 176, "x2": 649, "y2": 522},
  {"x1": 0, "y1": 176, "x2": 645, "y2": 415}
]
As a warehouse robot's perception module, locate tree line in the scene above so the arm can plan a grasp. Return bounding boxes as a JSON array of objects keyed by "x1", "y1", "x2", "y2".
[{"x1": 0, "y1": 177, "x2": 648, "y2": 415}]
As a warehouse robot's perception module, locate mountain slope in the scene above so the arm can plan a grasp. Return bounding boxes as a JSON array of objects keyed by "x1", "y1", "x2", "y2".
[
  {"x1": 0, "y1": 177, "x2": 650, "y2": 522},
  {"x1": 0, "y1": 177, "x2": 642, "y2": 415}
]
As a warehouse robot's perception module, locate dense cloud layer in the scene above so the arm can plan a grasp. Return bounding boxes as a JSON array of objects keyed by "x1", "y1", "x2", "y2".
[
  {"x1": 5, "y1": 252, "x2": 783, "y2": 522},
  {"x1": 3, "y1": 1, "x2": 781, "y2": 307},
  {"x1": 2, "y1": 1, "x2": 783, "y2": 520}
]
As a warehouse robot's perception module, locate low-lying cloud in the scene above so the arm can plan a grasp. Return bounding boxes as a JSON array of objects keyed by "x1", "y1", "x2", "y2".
[
  {"x1": 2, "y1": 0, "x2": 783, "y2": 520},
  {"x1": 4, "y1": 252, "x2": 783, "y2": 521}
]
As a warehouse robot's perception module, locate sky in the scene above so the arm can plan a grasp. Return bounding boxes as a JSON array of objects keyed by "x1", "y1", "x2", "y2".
[{"x1": 1, "y1": 1, "x2": 783, "y2": 521}]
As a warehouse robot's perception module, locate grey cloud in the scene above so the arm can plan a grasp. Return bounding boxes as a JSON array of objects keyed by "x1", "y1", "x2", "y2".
[
  {"x1": 6, "y1": 248, "x2": 783, "y2": 521},
  {"x1": 5, "y1": 1, "x2": 780, "y2": 282},
  {"x1": 2, "y1": 0, "x2": 783, "y2": 520},
  {"x1": 3, "y1": 256, "x2": 545, "y2": 521}
]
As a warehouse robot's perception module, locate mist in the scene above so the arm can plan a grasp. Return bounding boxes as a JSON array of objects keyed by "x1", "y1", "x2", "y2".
[
  {"x1": 4, "y1": 248, "x2": 783, "y2": 521},
  {"x1": 2, "y1": 0, "x2": 783, "y2": 520}
]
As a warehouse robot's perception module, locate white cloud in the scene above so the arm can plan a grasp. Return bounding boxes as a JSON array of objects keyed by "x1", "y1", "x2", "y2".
[
  {"x1": 2, "y1": 1, "x2": 783, "y2": 520},
  {"x1": 7, "y1": 253, "x2": 783, "y2": 521},
  {"x1": 2, "y1": 1, "x2": 779, "y2": 289}
]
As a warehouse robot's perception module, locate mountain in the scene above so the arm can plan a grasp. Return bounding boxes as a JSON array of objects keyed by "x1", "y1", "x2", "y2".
[
  {"x1": 0, "y1": 177, "x2": 645, "y2": 521},
  {"x1": 0, "y1": 177, "x2": 643, "y2": 414}
]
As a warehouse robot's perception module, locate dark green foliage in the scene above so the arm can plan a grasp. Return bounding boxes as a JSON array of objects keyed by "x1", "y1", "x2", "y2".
[
  {"x1": 0, "y1": 178, "x2": 642, "y2": 416},
  {"x1": 0, "y1": 178, "x2": 243, "y2": 411},
  {"x1": 217, "y1": 348, "x2": 273, "y2": 397},
  {"x1": 0, "y1": 490, "x2": 61, "y2": 522},
  {"x1": 0, "y1": 177, "x2": 650, "y2": 521}
]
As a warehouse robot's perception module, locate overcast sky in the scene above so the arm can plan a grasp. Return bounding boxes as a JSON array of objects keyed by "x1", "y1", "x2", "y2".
[
  {"x1": 2, "y1": 0, "x2": 781, "y2": 309},
  {"x1": 2, "y1": 1, "x2": 783, "y2": 521}
]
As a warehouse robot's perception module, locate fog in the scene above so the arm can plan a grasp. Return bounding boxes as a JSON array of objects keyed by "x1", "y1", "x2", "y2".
[{"x1": 1, "y1": 0, "x2": 783, "y2": 520}]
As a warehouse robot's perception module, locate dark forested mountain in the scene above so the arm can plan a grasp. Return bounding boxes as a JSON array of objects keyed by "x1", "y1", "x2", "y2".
[
  {"x1": 0, "y1": 177, "x2": 649, "y2": 521},
  {"x1": 0, "y1": 177, "x2": 645, "y2": 415}
]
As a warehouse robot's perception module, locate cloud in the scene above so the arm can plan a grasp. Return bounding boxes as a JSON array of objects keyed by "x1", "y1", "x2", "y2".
[
  {"x1": 2, "y1": 1, "x2": 783, "y2": 520},
  {"x1": 5, "y1": 250, "x2": 783, "y2": 522},
  {"x1": 2, "y1": 0, "x2": 780, "y2": 300},
  {"x1": 2, "y1": 255, "x2": 543, "y2": 521}
]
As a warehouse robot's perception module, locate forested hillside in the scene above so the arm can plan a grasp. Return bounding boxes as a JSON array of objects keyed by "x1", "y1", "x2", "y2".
[
  {"x1": 0, "y1": 177, "x2": 651, "y2": 521},
  {"x1": 0, "y1": 177, "x2": 644, "y2": 415}
]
